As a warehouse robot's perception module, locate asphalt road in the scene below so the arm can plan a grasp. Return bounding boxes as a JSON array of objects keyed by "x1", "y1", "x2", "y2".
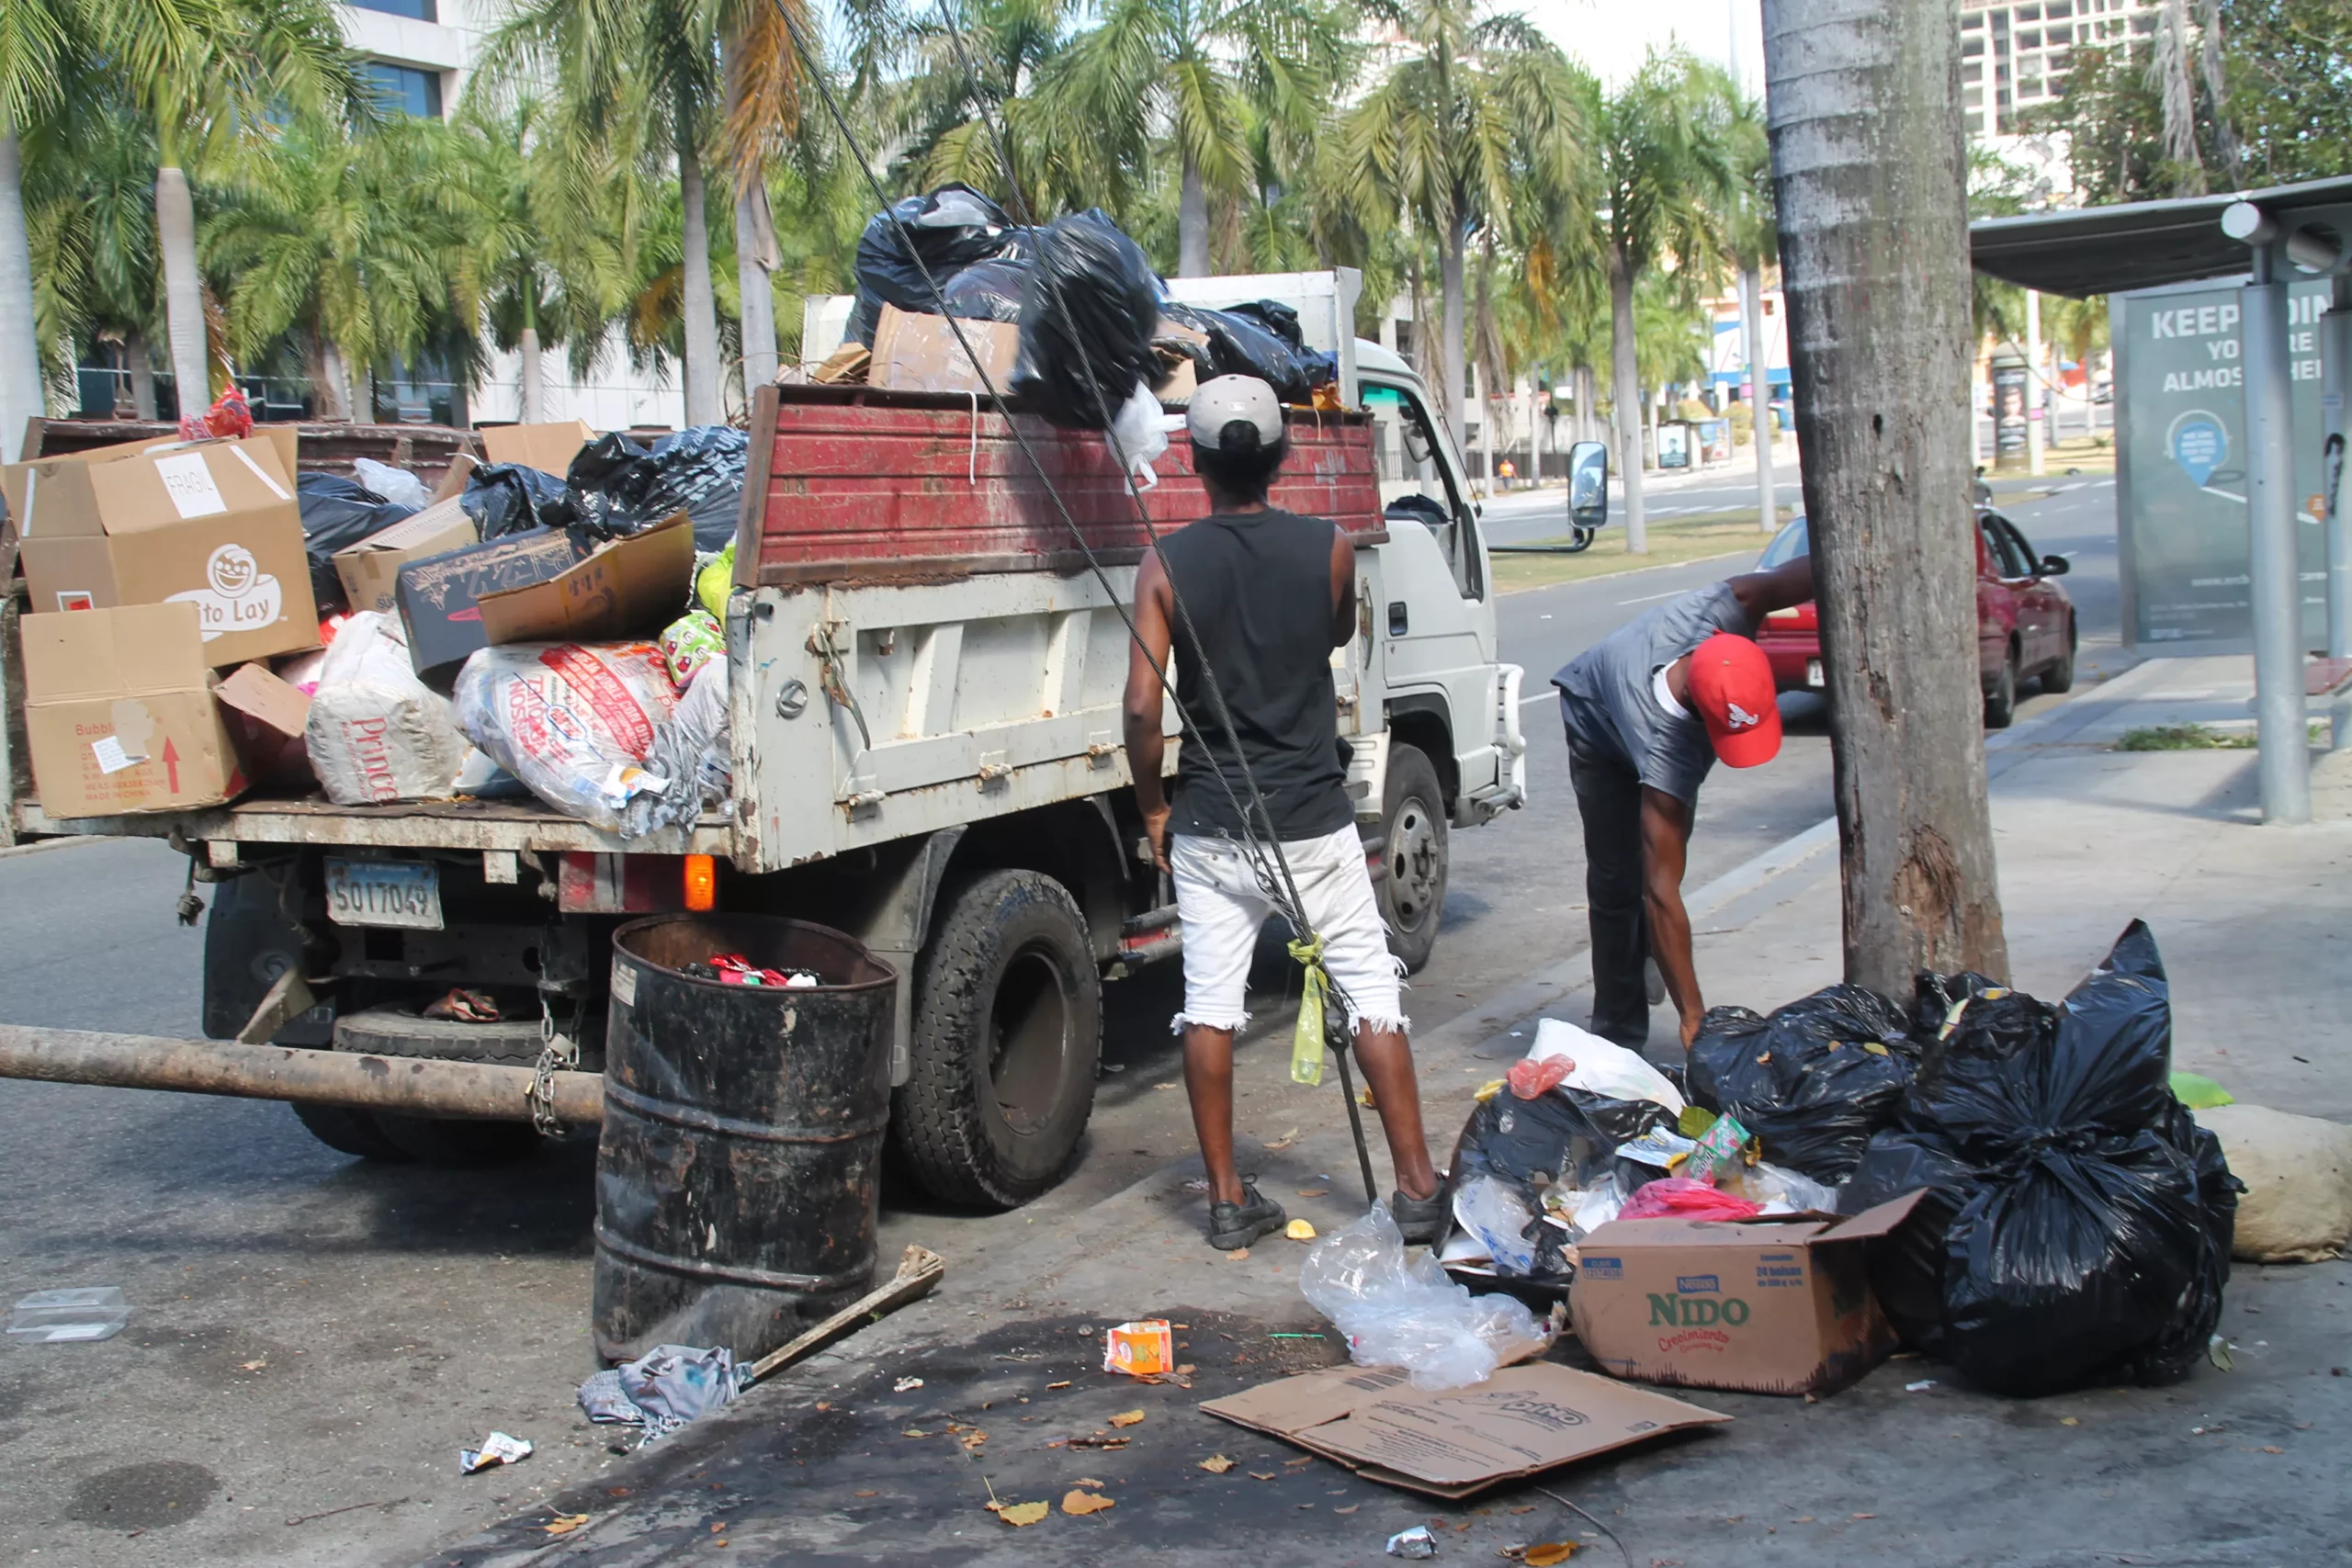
[{"x1": 0, "y1": 477, "x2": 2124, "y2": 1567}]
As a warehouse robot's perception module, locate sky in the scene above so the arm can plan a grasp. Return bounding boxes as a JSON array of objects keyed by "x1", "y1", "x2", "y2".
[{"x1": 1523, "y1": 0, "x2": 1766, "y2": 94}]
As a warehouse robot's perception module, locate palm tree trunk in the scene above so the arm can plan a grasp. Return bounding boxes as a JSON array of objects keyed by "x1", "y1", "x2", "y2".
[
  {"x1": 155, "y1": 166, "x2": 210, "y2": 416},
  {"x1": 1178, "y1": 154, "x2": 1210, "y2": 279},
  {"x1": 316, "y1": 339, "x2": 354, "y2": 422},
  {"x1": 0, "y1": 130, "x2": 44, "y2": 461},
  {"x1": 677, "y1": 130, "x2": 722, "y2": 428},
  {"x1": 1439, "y1": 223, "x2": 1467, "y2": 452},
  {"x1": 519, "y1": 326, "x2": 546, "y2": 423},
  {"x1": 1762, "y1": 0, "x2": 2006, "y2": 987},
  {"x1": 127, "y1": 330, "x2": 159, "y2": 420},
  {"x1": 735, "y1": 186, "x2": 777, "y2": 393},
  {"x1": 1609, "y1": 247, "x2": 1646, "y2": 553},
  {"x1": 1742, "y1": 265, "x2": 1778, "y2": 531}
]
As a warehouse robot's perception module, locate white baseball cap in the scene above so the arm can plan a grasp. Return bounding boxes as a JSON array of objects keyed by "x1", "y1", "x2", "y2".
[{"x1": 1186, "y1": 375, "x2": 1284, "y2": 450}]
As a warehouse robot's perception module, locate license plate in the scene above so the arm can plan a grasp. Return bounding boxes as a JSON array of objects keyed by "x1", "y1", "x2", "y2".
[
  {"x1": 325, "y1": 859, "x2": 443, "y2": 930},
  {"x1": 1805, "y1": 659, "x2": 1825, "y2": 690}
]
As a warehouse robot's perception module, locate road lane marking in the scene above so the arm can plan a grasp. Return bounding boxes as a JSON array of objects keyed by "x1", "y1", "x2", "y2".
[{"x1": 1617, "y1": 587, "x2": 1688, "y2": 606}]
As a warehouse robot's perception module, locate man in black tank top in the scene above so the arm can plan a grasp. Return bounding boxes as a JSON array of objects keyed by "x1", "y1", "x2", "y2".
[{"x1": 1123, "y1": 376, "x2": 1443, "y2": 1252}]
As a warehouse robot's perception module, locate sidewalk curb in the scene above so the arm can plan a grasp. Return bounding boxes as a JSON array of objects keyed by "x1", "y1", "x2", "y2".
[{"x1": 0, "y1": 834, "x2": 112, "y2": 862}]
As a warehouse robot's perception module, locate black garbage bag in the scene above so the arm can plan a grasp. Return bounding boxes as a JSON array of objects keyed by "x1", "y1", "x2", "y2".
[
  {"x1": 1012, "y1": 210, "x2": 1161, "y2": 428},
  {"x1": 296, "y1": 471, "x2": 419, "y2": 615},
  {"x1": 1843, "y1": 921, "x2": 2239, "y2": 1395},
  {"x1": 461, "y1": 462, "x2": 579, "y2": 538},
  {"x1": 941, "y1": 256, "x2": 1030, "y2": 323},
  {"x1": 1686, "y1": 983, "x2": 1917, "y2": 1182},
  {"x1": 846, "y1": 183, "x2": 1017, "y2": 345},
  {"x1": 1442, "y1": 1084, "x2": 1675, "y2": 1283},
  {"x1": 1162, "y1": 300, "x2": 1337, "y2": 404},
  {"x1": 563, "y1": 426, "x2": 748, "y2": 551}
]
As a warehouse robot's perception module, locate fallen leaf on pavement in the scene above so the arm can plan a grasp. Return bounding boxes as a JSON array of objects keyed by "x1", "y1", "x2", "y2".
[
  {"x1": 1357, "y1": 1087, "x2": 1377, "y2": 1109},
  {"x1": 1334, "y1": 1505, "x2": 1359, "y2": 1516},
  {"x1": 1073, "y1": 1477, "x2": 1106, "y2": 1488},
  {"x1": 241, "y1": 1359, "x2": 266, "y2": 1372},
  {"x1": 1063, "y1": 1491, "x2": 1116, "y2": 1516},
  {"x1": 1200, "y1": 1455, "x2": 1235, "y2": 1473},
  {"x1": 1283, "y1": 1456, "x2": 1315, "y2": 1468},
  {"x1": 1176, "y1": 1363, "x2": 1196, "y2": 1375},
  {"x1": 997, "y1": 1501, "x2": 1050, "y2": 1528},
  {"x1": 1510, "y1": 1506, "x2": 1536, "y2": 1515},
  {"x1": 1850, "y1": 1513, "x2": 1875, "y2": 1520},
  {"x1": 2262, "y1": 1446, "x2": 2283, "y2": 1454},
  {"x1": 544, "y1": 1515, "x2": 589, "y2": 1536},
  {"x1": 2060, "y1": 1416, "x2": 2079, "y2": 1426},
  {"x1": 1285, "y1": 1219, "x2": 1318, "y2": 1241},
  {"x1": 853, "y1": 1491, "x2": 877, "y2": 1498},
  {"x1": 1228, "y1": 1247, "x2": 1250, "y2": 1261},
  {"x1": 1046, "y1": 1381, "x2": 1071, "y2": 1390},
  {"x1": 1263, "y1": 1129, "x2": 1301, "y2": 1151},
  {"x1": 1526, "y1": 1545, "x2": 1578, "y2": 1565},
  {"x1": 1250, "y1": 1472, "x2": 1279, "y2": 1481},
  {"x1": 1110, "y1": 1409, "x2": 1145, "y2": 1427},
  {"x1": 1296, "y1": 1188, "x2": 1329, "y2": 1198}
]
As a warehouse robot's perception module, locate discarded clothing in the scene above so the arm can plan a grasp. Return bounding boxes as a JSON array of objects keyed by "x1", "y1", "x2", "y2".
[{"x1": 578, "y1": 1343, "x2": 752, "y2": 1444}]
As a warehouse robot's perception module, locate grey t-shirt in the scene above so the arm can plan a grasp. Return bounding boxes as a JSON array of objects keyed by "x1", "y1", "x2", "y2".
[{"x1": 1552, "y1": 581, "x2": 1754, "y2": 803}]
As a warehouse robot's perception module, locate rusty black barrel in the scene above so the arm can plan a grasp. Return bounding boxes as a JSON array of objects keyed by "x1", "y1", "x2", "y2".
[{"x1": 593, "y1": 915, "x2": 897, "y2": 1363}]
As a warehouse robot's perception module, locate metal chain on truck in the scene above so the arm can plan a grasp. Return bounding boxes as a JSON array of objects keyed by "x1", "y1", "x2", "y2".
[{"x1": 527, "y1": 997, "x2": 581, "y2": 1137}]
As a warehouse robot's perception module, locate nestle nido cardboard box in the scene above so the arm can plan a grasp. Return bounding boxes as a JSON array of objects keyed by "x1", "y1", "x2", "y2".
[
  {"x1": 19, "y1": 602, "x2": 248, "y2": 818},
  {"x1": 1569, "y1": 1190, "x2": 1927, "y2": 1397},
  {"x1": 870, "y1": 304, "x2": 1019, "y2": 395},
  {"x1": 17, "y1": 434, "x2": 317, "y2": 666},
  {"x1": 394, "y1": 525, "x2": 588, "y2": 681},
  {"x1": 480, "y1": 419, "x2": 594, "y2": 477},
  {"x1": 334, "y1": 497, "x2": 479, "y2": 615}
]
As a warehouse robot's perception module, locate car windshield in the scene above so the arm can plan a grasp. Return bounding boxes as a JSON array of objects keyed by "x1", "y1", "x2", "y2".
[{"x1": 1757, "y1": 516, "x2": 1809, "y2": 570}]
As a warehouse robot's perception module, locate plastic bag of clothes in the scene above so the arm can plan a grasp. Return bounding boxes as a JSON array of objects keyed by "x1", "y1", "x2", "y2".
[
  {"x1": 453, "y1": 641, "x2": 684, "y2": 836},
  {"x1": 1161, "y1": 300, "x2": 1334, "y2": 405},
  {"x1": 1013, "y1": 211, "x2": 1162, "y2": 429},
  {"x1": 1687, "y1": 982, "x2": 1917, "y2": 1182},
  {"x1": 303, "y1": 613, "x2": 469, "y2": 804},
  {"x1": 565, "y1": 425, "x2": 748, "y2": 551},
  {"x1": 1843, "y1": 922, "x2": 2239, "y2": 1394},
  {"x1": 296, "y1": 473, "x2": 420, "y2": 615},
  {"x1": 847, "y1": 183, "x2": 1018, "y2": 345},
  {"x1": 461, "y1": 461, "x2": 578, "y2": 538},
  {"x1": 1300, "y1": 1202, "x2": 1548, "y2": 1390}
]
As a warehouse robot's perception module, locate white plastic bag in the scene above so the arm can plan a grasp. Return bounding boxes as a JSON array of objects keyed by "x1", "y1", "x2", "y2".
[
  {"x1": 303, "y1": 613, "x2": 469, "y2": 805},
  {"x1": 1300, "y1": 1203, "x2": 1548, "y2": 1390},
  {"x1": 1528, "y1": 1018, "x2": 1687, "y2": 1115},
  {"x1": 1108, "y1": 378, "x2": 1173, "y2": 489},
  {"x1": 453, "y1": 641, "x2": 682, "y2": 835},
  {"x1": 352, "y1": 457, "x2": 432, "y2": 511},
  {"x1": 1450, "y1": 1175, "x2": 1537, "y2": 1273}
]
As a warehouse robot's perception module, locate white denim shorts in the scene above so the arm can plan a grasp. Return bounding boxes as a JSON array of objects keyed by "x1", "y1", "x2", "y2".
[{"x1": 1169, "y1": 823, "x2": 1408, "y2": 1035}]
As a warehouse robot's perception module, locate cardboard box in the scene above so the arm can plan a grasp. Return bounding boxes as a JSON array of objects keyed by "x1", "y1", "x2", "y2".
[
  {"x1": 19, "y1": 602, "x2": 248, "y2": 817},
  {"x1": 480, "y1": 419, "x2": 595, "y2": 477},
  {"x1": 334, "y1": 497, "x2": 479, "y2": 615},
  {"x1": 214, "y1": 661, "x2": 314, "y2": 788},
  {"x1": 394, "y1": 526, "x2": 588, "y2": 681},
  {"x1": 431, "y1": 451, "x2": 477, "y2": 503},
  {"x1": 1569, "y1": 1190, "x2": 1927, "y2": 1396},
  {"x1": 17, "y1": 435, "x2": 318, "y2": 666},
  {"x1": 1201, "y1": 1360, "x2": 1732, "y2": 1500},
  {"x1": 476, "y1": 513, "x2": 695, "y2": 647},
  {"x1": 869, "y1": 304, "x2": 1020, "y2": 395},
  {"x1": 5, "y1": 424, "x2": 300, "y2": 533}
]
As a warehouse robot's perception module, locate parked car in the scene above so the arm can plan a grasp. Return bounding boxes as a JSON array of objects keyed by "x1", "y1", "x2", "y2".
[{"x1": 1751, "y1": 511, "x2": 2075, "y2": 728}]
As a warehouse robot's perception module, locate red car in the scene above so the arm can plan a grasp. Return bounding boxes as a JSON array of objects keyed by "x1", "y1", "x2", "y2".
[{"x1": 1752, "y1": 512, "x2": 2075, "y2": 728}]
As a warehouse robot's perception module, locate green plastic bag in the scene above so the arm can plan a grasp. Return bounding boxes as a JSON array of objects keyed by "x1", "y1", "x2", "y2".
[
  {"x1": 2169, "y1": 1070, "x2": 2234, "y2": 1110},
  {"x1": 695, "y1": 541, "x2": 735, "y2": 621},
  {"x1": 1287, "y1": 936, "x2": 1329, "y2": 1088}
]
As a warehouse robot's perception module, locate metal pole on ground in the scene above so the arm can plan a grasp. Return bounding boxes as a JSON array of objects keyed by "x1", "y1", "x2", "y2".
[{"x1": 2233, "y1": 225, "x2": 2313, "y2": 823}]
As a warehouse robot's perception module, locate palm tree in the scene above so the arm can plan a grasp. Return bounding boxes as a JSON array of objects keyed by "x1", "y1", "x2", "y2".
[
  {"x1": 1724, "y1": 90, "x2": 1779, "y2": 531},
  {"x1": 203, "y1": 117, "x2": 479, "y2": 419},
  {"x1": 1340, "y1": 0, "x2": 1586, "y2": 447},
  {"x1": 1585, "y1": 49, "x2": 1736, "y2": 552},
  {"x1": 1047, "y1": 0, "x2": 1351, "y2": 277},
  {"x1": 25, "y1": 91, "x2": 164, "y2": 417}
]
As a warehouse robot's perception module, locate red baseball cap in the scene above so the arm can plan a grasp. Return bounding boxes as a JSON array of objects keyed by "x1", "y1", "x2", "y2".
[{"x1": 1686, "y1": 632, "x2": 1781, "y2": 767}]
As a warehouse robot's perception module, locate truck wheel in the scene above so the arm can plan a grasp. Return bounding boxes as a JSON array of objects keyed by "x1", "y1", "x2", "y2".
[
  {"x1": 894, "y1": 870, "x2": 1102, "y2": 1209},
  {"x1": 373, "y1": 1115, "x2": 544, "y2": 1167},
  {"x1": 289, "y1": 1103, "x2": 414, "y2": 1163},
  {"x1": 1376, "y1": 744, "x2": 1449, "y2": 974}
]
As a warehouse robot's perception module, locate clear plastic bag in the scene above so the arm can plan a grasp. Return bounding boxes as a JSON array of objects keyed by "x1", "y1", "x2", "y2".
[
  {"x1": 1450, "y1": 1175, "x2": 1538, "y2": 1273},
  {"x1": 1300, "y1": 1203, "x2": 1548, "y2": 1389}
]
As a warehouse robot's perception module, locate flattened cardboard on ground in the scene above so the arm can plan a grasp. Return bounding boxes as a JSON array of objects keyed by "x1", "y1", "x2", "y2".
[
  {"x1": 1200, "y1": 1360, "x2": 1731, "y2": 1500},
  {"x1": 394, "y1": 526, "x2": 588, "y2": 682},
  {"x1": 481, "y1": 419, "x2": 594, "y2": 477},
  {"x1": 334, "y1": 497, "x2": 479, "y2": 615},
  {"x1": 19, "y1": 602, "x2": 248, "y2": 817},
  {"x1": 476, "y1": 513, "x2": 694, "y2": 647},
  {"x1": 869, "y1": 303, "x2": 1020, "y2": 395},
  {"x1": 1569, "y1": 1190, "x2": 1928, "y2": 1397},
  {"x1": 17, "y1": 434, "x2": 318, "y2": 667},
  {"x1": 4, "y1": 424, "x2": 300, "y2": 534}
]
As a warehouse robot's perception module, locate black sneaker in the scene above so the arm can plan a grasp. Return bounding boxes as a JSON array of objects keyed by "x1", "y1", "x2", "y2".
[
  {"x1": 1207, "y1": 1184, "x2": 1287, "y2": 1250},
  {"x1": 1391, "y1": 1186, "x2": 1446, "y2": 1247}
]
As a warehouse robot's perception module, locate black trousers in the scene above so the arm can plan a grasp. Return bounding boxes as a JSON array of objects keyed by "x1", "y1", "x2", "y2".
[{"x1": 1566, "y1": 731, "x2": 1650, "y2": 1051}]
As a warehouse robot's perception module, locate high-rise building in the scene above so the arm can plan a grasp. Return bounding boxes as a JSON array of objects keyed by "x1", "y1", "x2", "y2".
[{"x1": 1962, "y1": 0, "x2": 2161, "y2": 143}]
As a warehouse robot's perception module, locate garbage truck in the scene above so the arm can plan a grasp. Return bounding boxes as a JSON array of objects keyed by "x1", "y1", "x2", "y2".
[{"x1": 0, "y1": 267, "x2": 1527, "y2": 1208}]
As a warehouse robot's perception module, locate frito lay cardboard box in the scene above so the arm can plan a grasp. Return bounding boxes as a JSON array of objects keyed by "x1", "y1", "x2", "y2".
[
  {"x1": 869, "y1": 303, "x2": 1019, "y2": 395},
  {"x1": 480, "y1": 419, "x2": 594, "y2": 477},
  {"x1": 394, "y1": 525, "x2": 588, "y2": 682},
  {"x1": 17, "y1": 434, "x2": 317, "y2": 666},
  {"x1": 476, "y1": 513, "x2": 695, "y2": 647},
  {"x1": 1569, "y1": 1190, "x2": 1927, "y2": 1397},
  {"x1": 19, "y1": 603, "x2": 248, "y2": 817},
  {"x1": 4, "y1": 424, "x2": 300, "y2": 534},
  {"x1": 334, "y1": 497, "x2": 479, "y2": 615}
]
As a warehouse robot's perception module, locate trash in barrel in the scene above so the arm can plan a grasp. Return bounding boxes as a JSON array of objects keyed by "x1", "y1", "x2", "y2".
[{"x1": 594, "y1": 915, "x2": 898, "y2": 1365}]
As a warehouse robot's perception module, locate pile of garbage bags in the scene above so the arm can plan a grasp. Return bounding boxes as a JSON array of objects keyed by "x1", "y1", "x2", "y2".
[
  {"x1": 1442, "y1": 922, "x2": 2240, "y2": 1397},
  {"x1": 458, "y1": 426, "x2": 748, "y2": 552}
]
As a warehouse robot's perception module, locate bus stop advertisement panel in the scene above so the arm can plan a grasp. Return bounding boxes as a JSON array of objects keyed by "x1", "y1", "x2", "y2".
[{"x1": 2115, "y1": 276, "x2": 2333, "y2": 650}]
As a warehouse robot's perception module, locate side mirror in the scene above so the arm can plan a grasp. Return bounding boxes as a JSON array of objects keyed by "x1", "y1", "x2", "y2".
[
  {"x1": 2040, "y1": 554, "x2": 2071, "y2": 576},
  {"x1": 1403, "y1": 418, "x2": 1433, "y2": 467},
  {"x1": 1567, "y1": 441, "x2": 1610, "y2": 531}
]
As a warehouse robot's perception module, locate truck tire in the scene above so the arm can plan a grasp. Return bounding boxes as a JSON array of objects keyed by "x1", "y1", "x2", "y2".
[
  {"x1": 1376, "y1": 744, "x2": 1449, "y2": 974},
  {"x1": 894, "y1": 870, "x2": 1102, "y2": 1209},
  {"x1": 289, "y1": 1103, "x2": 414, "y2": 1163},
  {"x1": 329, "y1": 1006, "x2": 559, "y2": 1167}
]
